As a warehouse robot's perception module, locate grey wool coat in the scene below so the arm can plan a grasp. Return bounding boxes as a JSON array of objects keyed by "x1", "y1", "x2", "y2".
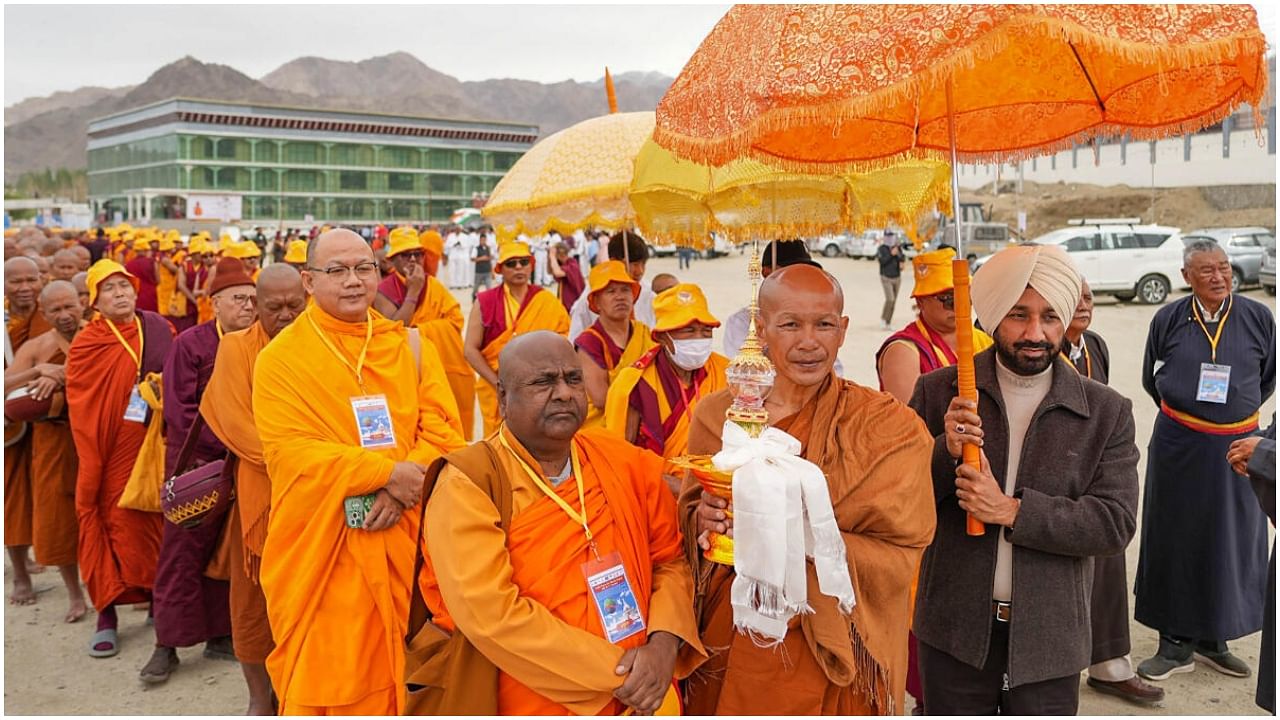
[{"x1": 908, "y1": 349, "x2": 1140, "y2": 687}]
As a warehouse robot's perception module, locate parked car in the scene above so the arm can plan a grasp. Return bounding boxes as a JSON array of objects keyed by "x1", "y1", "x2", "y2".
[
  {"x1": 702, "y1": 234, "x2": 735, "y2": 258},
  {"x1": 1260, "y1": 244, "x2": 1276, "y2": 296},
  {"x1": 849, "y1": 230, "x2": 880, "y2": 259},
  {"x1": 973, "y1": 220, "x2": 1188, "y2": 304},
  {"x1": 807, "y1": 234, "x2": 851, "y2": 258},
  {"x1": 1180, "y1": 227, "x2": 1276, "y2": 292},
  {"x1": 646, "y1": 241, "x2": 677, "y2": 257}
]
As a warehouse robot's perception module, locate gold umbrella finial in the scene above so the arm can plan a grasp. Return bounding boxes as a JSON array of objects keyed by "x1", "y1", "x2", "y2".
[
  {"x1": 724, "y1": 244, "x2": 775, "y2": 436},
  {"x1": 605, "y1": 67, "x2": 618, "y2": 114}
]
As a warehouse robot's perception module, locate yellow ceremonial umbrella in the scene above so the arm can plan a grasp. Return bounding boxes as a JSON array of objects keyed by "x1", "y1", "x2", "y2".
[
  {"x1": 482, "y1": 111, "x2": 655, "y2": 242},
  {"x1": 630, "y1": 138, "x2": 951, "y2": 247}
]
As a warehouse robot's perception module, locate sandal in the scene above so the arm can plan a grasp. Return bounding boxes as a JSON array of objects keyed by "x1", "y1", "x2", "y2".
[{"x1": 89, "y1": 628, "x2": 119, "y2": 658}]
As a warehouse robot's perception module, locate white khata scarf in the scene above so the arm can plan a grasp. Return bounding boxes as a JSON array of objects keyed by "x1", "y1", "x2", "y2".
[{"x1": 713, "y1": 421, "x2": 855, "y2": 644}]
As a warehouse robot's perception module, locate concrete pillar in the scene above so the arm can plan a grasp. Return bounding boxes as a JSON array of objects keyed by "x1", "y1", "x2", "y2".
[{"x1": 143, "y1": 194, "x2": 154, "y2": 222}]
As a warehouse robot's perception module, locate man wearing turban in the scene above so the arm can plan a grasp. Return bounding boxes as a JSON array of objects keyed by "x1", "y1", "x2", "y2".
[{"x1": 908, "y1": 244, "x2": 1140, "y2": 713}]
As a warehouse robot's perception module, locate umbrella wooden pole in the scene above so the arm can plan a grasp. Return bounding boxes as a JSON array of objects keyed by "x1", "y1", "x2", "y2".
[{"x1": 947, "y1": 79, "x2": 984, "y2": 537}]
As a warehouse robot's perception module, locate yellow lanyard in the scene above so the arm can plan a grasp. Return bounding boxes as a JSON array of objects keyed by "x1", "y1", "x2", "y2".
[
  {"x1": 1060, "y1": 341, "x2": 1092, "y2": 379},
  {"x1": 215, "y1": 320, "x2": 224, "y2": 340},
  {"x1": 1191, "y1": 295, "x2": 1233, "y2": 364},
  {"x1": 307, "y1": 309, "x2": 374, "y2": 391},
  {"x1": 915, "y1": 318, "x2": 952, "y2": 368},
  {"x1": 105, "y1": 316, "x2": 144, "y2": 378},
  {"x1": 497, "y1": 431, "x2": 598, "y2": 559}
]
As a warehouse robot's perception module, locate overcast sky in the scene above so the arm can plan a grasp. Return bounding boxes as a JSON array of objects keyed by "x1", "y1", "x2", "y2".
[{"x1": 3, "y1": 3, "x2": 1275, "y2": 107}]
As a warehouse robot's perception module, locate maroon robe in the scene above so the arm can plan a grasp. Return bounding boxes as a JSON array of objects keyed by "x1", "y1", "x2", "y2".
[
  {"x1": 153, "y1": 320, "x2": 231, "y2": 648},
  {"x1": 125, "y1": 256, "x2": 160, "y2": 313},
  {"x1": 556, "y1": 257, "x2": 585, "y2": 313}
]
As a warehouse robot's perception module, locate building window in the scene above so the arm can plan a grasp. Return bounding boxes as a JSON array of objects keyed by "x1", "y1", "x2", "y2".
[
  {"x1": 388, "y1": 199, "x2": 418, "y2": 219},
  {"x1": 383, "y1": 146, "x2": 416, "y2": 168},
  {"x1": 335, "y1": 198, "x2": 372, "y2": 220},
  {"x1": 340, "y1": 171, "x2": 367, "y2": 191},
  {"x1": 215, "y1": 139, "x2": 237, "y2": 159},
  {"x1": 285, "y1": 142, "x2": 319, "y2": 164},
  {"x1": 331, "y1": 143, "x2": 373, "y2": 167},
  {"x1": 256, "y1": 143, "x2": 279, "y2": 164},
  {"x1": 388, "y1": 172, "x2": 415, "y2": 192},
  {"x1": 428, "y1": 150, "x2": 461, "y2": 170},
  {"x1": 429, "y1": 174, "x2": 458, "y2": 194},
  {"x1": 286, "y1": 170, "x2": 320, "y2": 192},
  {"x1": 493, "y1": 152, "x2": 520, "y2": 172}
]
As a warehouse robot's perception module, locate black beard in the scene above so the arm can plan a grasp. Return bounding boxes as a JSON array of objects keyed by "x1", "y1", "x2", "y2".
[{"x1": 995, "y1": 339, "x2": 1057, "y2": 376}]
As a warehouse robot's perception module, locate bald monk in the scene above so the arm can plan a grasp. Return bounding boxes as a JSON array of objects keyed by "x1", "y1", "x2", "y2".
[
  {"x1": 253, "y1": 229, "x2": 466, "y2": 715},
  {"x1": 202, "y1": 264, "x2": 308, "y2": 715},
  {"x1": 145, "y1": 257, "x2": 260, "y2": 683},
  {"x1": 50, "y1": 249, "x2": 81, "y2": 282},
  {"x1": 651, "y1": 273, "x2": 679, "y2": 297},
  {"x1": 71, "y1": 272, "x2": 92, "y2": 321},
  {"x1": 414, "y1": 332, "x2": 702, "y2": 714},
  {"x1": 26, "y1": 252, "x2": 51, "y2": 282},
  {"x1": 5, "y1": 256, "x2": 49, "y2": 605},
  {"x1": 681, "y1": 265, "x2": 937, "y2": 714},
  {"x1": 465, "y1": 241, "x2": 571, "y2": 435},
  {"x1": 66, "y1": 259, "x2": 173, "y2": 657},
  {"x1": 69, "y1": 244, "x2": 92, "y2": 272},
  {"x1": 3, "y1": 281, "x2": 88, "y2": 621},
  {"x1": 374, "y1": 227, "x2": 476, "y2": 440}
]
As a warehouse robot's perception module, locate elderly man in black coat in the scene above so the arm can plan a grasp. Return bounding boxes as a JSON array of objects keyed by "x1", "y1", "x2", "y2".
[{"x1": 909, "y1": 245, "x2": 1140, "y2": 715}]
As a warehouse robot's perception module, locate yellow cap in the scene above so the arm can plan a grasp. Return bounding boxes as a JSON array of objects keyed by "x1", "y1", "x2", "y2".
[
  {"x1": 587, "y1": 260, "x2": 639, "y2": 313},
  {"x1": 386, "y1": 226, "x2": 422, "y2": 258},
  {"x1": 187, "y1": 238, "x2": 205, "y2": 255},
  {"x1": 132, "y1": 237, "x2": 151, "y2": 252},
  {"x1": 419, "y1": 229, "x2": 444, "y2": 259},
  {"x1": 284, "y1": 239, "x2": 308, "y2": 264},
  {"x1": 158, "y1": 237, "x2": 176, "y2": 252},
  {"x1": 652, "y1": 283, "x2": 720, "y2": 334},
  {"x1": 86, "y1": 259, "x2": 139, "y2": 306},
  {"x1": 911, "y1": 248, "x2": 958, "y2": 298},
  {"x1": 497, "y1": 242, "x2": 532, "y2": 265}
]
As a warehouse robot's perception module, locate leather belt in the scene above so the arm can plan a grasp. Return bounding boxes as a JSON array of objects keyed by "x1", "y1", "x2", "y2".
[{"x1": 992, "y1": 600, "x2": 1012, "y2": 623}]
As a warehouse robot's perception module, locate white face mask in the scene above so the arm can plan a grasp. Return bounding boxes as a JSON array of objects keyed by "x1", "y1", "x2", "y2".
[{"x1": 669, "y1": 337, "x2": 713, "y2": 371}]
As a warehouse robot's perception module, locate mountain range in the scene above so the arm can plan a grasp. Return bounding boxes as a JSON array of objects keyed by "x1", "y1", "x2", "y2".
[{"x1": 3, "y1": 52, "x2": 672, "y2": 181}]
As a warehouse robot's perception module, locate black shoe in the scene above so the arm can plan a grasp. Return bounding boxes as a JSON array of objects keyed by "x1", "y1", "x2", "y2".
[{"x1": 203, "y1": 635, "x2": 236, "y2": 661}]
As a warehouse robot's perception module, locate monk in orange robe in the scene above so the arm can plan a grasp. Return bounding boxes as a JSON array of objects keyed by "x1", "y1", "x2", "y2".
[
  {"x1": 66, "y1": 259, "x2": 173, "y2": 658},
  {"x1": 604, "y1": 283, "x2": 728, "y2": 474},
  {"x1": 202, "y1": 264, "x2": 308, "y2": 715},
  {"x1": 681, "y1": 266, "x2": 936, "y2": 715},
  {"x1": 5, "y1": 256, "x2": 51, "y2": 605},
  {"x1": 253, "y1": 229, "x2": 465, "y2": 715},
  {"x1": 416, "y1": 331, "x2": 702, "y2": 714},
  {"x1": 373, "y1": 226, "x2": 476, "y2": 439},
  {"x1": 465, "y1": 241, "x2": 571, "y2": 436},
  {"x1": 4, "y1": 280, "x2": 89, "y2": 622}
]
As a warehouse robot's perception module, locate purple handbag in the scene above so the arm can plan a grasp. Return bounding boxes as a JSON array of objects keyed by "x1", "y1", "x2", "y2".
[{"x1": 161, "y1": 413, "x2": 235, "y2": 528}]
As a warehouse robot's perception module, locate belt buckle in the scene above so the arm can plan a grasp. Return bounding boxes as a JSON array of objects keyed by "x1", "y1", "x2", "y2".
[{"x1": 993, "y1": 601, "x2": 1012, "y2": 623}]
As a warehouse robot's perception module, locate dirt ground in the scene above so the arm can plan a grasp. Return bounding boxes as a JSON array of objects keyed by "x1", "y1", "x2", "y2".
[{"x1": 4, "y1": 252, "x2": 1274, "y2": 715}]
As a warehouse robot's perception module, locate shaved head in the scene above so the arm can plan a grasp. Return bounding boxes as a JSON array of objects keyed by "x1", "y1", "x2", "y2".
[
  {"x1": 651, "y1": 273, "x2": 680, "y2": 296},
  {"x1": 71, "y1": 271, "x2": 92, "y2": 319},
  {"x1": 69, "y1": 244, "x2": 92, "y2": 270},
  {"x1": 39, "y1": 280, "x2": 82, "y2": 339},
  {"x1": 257, "y1": 263, "x2": 307, "y2": 338},
  {"x1": 497, "y1": 331, "x2": 587, "y2": 448},
  {"x1": 757, "y1": 264, "x2": 847, "y2": 388},
  {"x1": 5, "y1": 256, "x2": 42, "y2": 312},
  {"x1": 303, "y1": 229, "x2": 378, "y2": 322},
  {"x1": 51, "y1": 249, "x2": 80, "y2": 281}
]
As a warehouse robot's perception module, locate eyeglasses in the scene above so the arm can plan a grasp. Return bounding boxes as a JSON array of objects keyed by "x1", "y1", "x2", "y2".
[
  {"x1": 220, "y1": 293, "x2": 257, "y2": 307},
  {"x1": 931, "y1": 292, "x2": 955, "y2": 310},
  {"x1": 503, "y1": 257, "x2": 532, "y2": 269},
  {"x1": 308, "y1": 262, "x2": 380, "y2": 280},
  {"x1": 398, "y1": 250, "x2": 425, "y2": 261}
]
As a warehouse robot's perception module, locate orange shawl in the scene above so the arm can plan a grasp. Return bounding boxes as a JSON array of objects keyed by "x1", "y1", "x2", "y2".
[
  {"x1": 253, "y1": 304, "x2": 465, "y2": 714},
  {"x1": 4, "y1": 307, "x2": 50, "y2": 547},
  {"x1": 420, "y1": 428, "x2": 700, "y2": 715},
  {"x1": 65, "y1": 315, "x2": 170, "y2": 610},
  {"x1": 200, "y1": 322, "x2": 272, "y2": 581},
  {"x1": 679, "y1": 377, "x2": 936, "y2": 715},
  {"x1": 29, "y1": 343, "x2": 79, "y2": 567}
]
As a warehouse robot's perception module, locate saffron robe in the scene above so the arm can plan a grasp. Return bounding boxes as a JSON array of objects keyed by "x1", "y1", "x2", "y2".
[
  {"x1": 4, "y1": 307, "x2": 51, "y2": 548},
  {"x1": 678, "y1": 376, "x2": 937, "y2": 715},
  {"x1": 574, "y1": 319, "x2": 656, "y2": 428},
  {"x1": 154, "y1": 320, "x2": 231, "y2": 648},
  {"x1": 201, "y1": 322, "x2": 276, "y2": 663},
  {"x1": 475, "y1": 285, "x2": 571, "y2": 435},
  {"x1": 1136, "y1": 294, "x2": 1276, "y2": 641},
  {"x1": 66, "y1": 311, "x2": 173, "y2": 610},
  {"x1": 253, "y1": 305, "x2": 466, "y2": 715},
  {"x1": 28, "y1": 341, "x2": 80, "y2": 566},
  {"x1": 378, "y1": 272, "x2": 476, "y2": 440},
  {"x1": 604, "y1": 347, "x2": 729, "y2": 462},
  {"x1": 420, "y1": 426, "x2": 703, "y2": 715}
]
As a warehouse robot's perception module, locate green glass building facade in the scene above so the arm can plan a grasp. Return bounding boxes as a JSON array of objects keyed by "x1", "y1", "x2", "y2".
[{"x1": 86, "y1": 98, "x2": 538, "y2": 225}]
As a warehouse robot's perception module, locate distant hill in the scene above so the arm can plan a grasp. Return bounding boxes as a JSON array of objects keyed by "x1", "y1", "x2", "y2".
[{"x1": 3, "y1": 53, "x2": 672, "y2": 181}]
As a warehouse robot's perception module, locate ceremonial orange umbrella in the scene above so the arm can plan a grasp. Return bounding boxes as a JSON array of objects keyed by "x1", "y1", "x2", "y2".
[{"x1": 655, "y1": 3, "x2": 1268, "y2": 535}]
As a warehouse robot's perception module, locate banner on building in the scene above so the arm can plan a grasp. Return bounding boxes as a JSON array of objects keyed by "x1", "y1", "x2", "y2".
[{"x1": 187, "y1": 194, "x2": 243, "y2": 221}]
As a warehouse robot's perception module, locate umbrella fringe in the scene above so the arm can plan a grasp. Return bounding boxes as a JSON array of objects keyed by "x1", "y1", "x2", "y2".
[{"x1": 654, "y1": 16, "x2": 1268, "y2": 173}]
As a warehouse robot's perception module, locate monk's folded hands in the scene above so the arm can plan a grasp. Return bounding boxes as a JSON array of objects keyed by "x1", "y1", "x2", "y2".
[{"x1": 613, "y1": 630, "x2": 679, "y2": 715}]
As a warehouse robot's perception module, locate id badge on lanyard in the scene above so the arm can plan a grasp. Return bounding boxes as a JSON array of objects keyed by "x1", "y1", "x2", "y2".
[
  {"x1": 351, "y1": 394, "x2": 397, "y2": 449},
  {"x1": 582, "y1": 551, "x2": 646, "y2": 644},
  {"x1": 1196, "y1": 363, "x2": 1231, "y2": 404},
  {"x1": 123, "y1": 385, "x2": 148, "y2": 423}
]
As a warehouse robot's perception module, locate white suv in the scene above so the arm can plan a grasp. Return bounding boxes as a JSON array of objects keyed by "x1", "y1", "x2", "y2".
[{"x1": 978, "y1": 221, "x2": 1188, "y2": 304}]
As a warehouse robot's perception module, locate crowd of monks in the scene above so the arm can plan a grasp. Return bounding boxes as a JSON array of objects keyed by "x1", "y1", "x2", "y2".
[{"x1": 3, "y1": 220, "x2": 1274, "y2": 716}]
